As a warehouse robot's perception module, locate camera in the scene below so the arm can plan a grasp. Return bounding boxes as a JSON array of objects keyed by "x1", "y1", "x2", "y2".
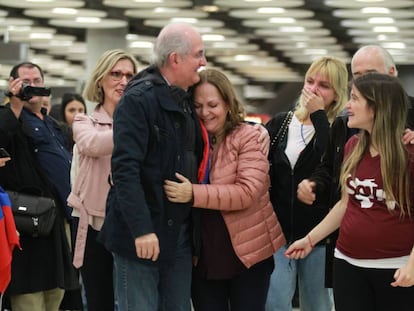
[{"x1": 17, "y1": 83, "x2": 51, "y2": 101}]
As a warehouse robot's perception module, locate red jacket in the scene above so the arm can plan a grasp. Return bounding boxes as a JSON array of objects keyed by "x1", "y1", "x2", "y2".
[{"x1": 0, "y1": 187, "x2": 20, "y2": 294}]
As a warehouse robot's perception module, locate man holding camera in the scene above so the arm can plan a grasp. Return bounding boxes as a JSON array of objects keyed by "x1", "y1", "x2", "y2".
[{"x1": 0, "y1": 62, "x2": 78, "y2": 311}]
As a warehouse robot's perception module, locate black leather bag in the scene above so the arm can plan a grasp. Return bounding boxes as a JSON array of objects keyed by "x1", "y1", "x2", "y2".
[{"x1": 6, "y1": 190, "x2": 56, "y2": 237}]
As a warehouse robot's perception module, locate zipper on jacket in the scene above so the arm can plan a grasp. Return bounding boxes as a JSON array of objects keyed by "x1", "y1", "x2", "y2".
[
  {"x1": 153, "y1": 124, "x2": 160, "y2": 142},
  {"x1": 289, "y1": 168, "x2": 295, "y2": 244}
]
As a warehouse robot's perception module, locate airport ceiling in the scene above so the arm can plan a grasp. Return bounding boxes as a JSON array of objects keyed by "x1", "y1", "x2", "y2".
[{"x1": 1, "y1": 0, "x2": 414, "y2": 100}]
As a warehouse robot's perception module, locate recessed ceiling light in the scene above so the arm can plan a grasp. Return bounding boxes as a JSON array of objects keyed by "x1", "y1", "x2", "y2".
[
  {"x1": 0, "y1": 0, "x2": 84, "y2": 8},
  {"x1": 381, "y1": 42, "x2": 406, "y2": 49},
  {"x1": 269, "y1": 17, "x2": 296, "y2": 23},
  {"x1": 29, "y1": 33, "x2": 53, "y2": 39},
  {"x1": 234, "y1": 54, "x2": 255, "y2": 61},
  {"x1": 279, "y1": 26, "x2": 304, "y2": 32},
  {"x1": 76, "y1": 17, "x2": 100, "y2": 23},
  {"x1": 197, "y1": 5, "x2": 220, "y2": 12},
  {"x1": 373, "y1": 26, "x2": 398, "y2": 32},
  {"x1": 202, "y1": 34, "x2": 225, "y2": 41},
  {"x1": 212, "y1": 42, "x2": 238, "y2": 48},
  {"x1": 361, "y1": 7, "x2": 390, "y2": 14},
  {"x1": 356, "y1": 0, "x2": 385, "y2": 3},
  {"x1": 52, "y1": 8, "x2": 77, "y2": 14},
  {"x1": 257, "y1": 7, "x2": 285, "y2": 14},
  {"x1": 368, "y1": 17, "x2": 394, "y2": 23},
  {"x1": 130, "y1": 41, "x2": 153, "y2": 48}
]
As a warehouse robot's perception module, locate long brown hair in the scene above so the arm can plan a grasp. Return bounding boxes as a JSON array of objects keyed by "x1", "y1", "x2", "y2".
[{"x1": 340, "y1": 73, "x2": 411, "y2": 217}]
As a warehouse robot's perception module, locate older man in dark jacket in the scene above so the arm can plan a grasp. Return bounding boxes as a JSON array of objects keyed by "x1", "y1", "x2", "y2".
[{"x1": 98, "y1": 22, "x2": 207, "y2": 311}]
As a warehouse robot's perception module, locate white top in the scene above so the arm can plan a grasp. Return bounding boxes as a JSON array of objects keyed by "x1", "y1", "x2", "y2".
[
  {"x1": 335, "y1": 248, "x2": 409, "y2": 269},
  {"x1": 285, "y1": 114, "x2": 315, "y2": 168}
]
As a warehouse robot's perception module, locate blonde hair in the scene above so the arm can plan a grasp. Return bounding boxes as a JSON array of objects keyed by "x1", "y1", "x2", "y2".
[
  {"x1": 83, "y1": 49, "x2": 138, "y2": 104},
  {"x1": 295, "y1": 56, "x2": 348, "y2": 124},
  {"x1": 340, "y1": 73, "x2": 411, "y2": 218}
]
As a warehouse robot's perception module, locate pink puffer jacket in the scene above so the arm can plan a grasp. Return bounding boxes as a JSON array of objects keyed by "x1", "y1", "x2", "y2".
[{"x1": 192, "y1": 123, "x2": 285, "y2": 268}]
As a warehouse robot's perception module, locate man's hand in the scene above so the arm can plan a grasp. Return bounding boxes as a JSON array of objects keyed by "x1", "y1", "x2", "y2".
[
  {"x1": 402, "y1": 129, "x2": 414, "y2": 145},
  {"x1": 164, "y1": 173, "x2": 193, "y2": 203},
  {"x1": 135, "y1": 233, "x2": 160, "y2": 261},
  {"x1": 0, "y1": 157, "x2": 11, "y2": 167},
  {"x1": 253, "y1": 123, "x2": 270, "y2": 156},
  {"x1": 7, "y1": 77, "x2": 25, "y2": 119},
  {"x1": 297, "y1": 179, "x2": 316, "y2": 205}
]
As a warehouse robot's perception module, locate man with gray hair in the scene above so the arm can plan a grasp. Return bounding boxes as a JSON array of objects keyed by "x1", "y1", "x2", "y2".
[
  {"x1": 351, "y1": 45, "x2": 414, "y2": 129},
  {"x1": 351, "y1": 45, "x2": 398, "y2": 78},
  {"x1": 98, "y1": 23, "x2": 207, "y2": 310}
]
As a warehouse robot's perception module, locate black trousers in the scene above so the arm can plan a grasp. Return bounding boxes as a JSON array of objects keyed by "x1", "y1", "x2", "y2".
[
  {"x1": 191, "y1": 256, "x2": 274, "y2": 311},
  {"x1": 333, "y1": 257, "x2": 414, "y2": 311},
  {"x1": 80, "y1": 226, "x2": 114, "y2": 311}
]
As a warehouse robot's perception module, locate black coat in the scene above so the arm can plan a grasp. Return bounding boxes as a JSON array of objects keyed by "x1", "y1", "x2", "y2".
[
  {"x1": 266, "y1": 109, "x2": 331, "y2": 244},
  {"x1": 0, "y1": 105, "x2": 78, "y2": 295},
  {"x1": 98, "y1": 66, "x2": 204, "y2": 266}
]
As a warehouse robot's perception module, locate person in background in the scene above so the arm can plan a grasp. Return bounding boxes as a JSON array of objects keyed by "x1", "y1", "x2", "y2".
[
  {"x1": 297, "y1": 45, "x2": 414, "y2": 288},
  {"x1": 286, "y1": 73, "x2": 414, "y2": 311},
  {"x1": 265, "y1": 56, "x2": 348, "y2": 311},
  {"x1": 56, "y1": 93, "x2": 87, "y2": 154},
  {"x1": 67, "y1": 49, "x2": 138, "y2": 311},
  {"x1": 0, "y1": 154, "x2": 20, "y2": 305},
  {"x1": 56, "y1": 93, "x2": 87, "y2": 311},
  {"x1": 0, "y1": 62, "x2": 78, "y2": 311},
  {"x1": 97, "y1": 22, "x2": 207, "y2": 311},
  {"x1": 60, "y1": 93, "x2": 87, "y2": 127},
  {"x1": 163, "y1": 68, "x2": 285, "y2": 311},
  {"x1": 351, "y1": 45, "x2": 414, "y2": 129}
]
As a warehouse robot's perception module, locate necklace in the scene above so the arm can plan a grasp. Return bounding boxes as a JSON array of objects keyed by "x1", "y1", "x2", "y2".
[
  {"x1": 211, "y1": 131, "x2": 225, "y2": 146},
  {"x1": 300, "y1": 123, "x2": 307, "y2": 145}
]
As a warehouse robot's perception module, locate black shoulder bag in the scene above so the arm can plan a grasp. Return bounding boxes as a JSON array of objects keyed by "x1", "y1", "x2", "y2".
[{"x1": 6, "y1": 189, "x2": 56, "y2": 238}]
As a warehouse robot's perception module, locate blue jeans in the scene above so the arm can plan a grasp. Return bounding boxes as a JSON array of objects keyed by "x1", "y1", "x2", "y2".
[
  {"x1": 113, "y1": 224, "x2": 192, "y2": 311},
  {"x1": 265, "y1": 245, "x2": 333, "y2": 311}
]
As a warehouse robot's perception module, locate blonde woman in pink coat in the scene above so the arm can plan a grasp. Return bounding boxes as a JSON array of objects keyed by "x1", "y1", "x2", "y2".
[
  {"x1": 164, "y1": 68, "x2": 285, "y2": 311},
  {"x1": 67, "y1": 49, "x2": 137, "y2": 311}
]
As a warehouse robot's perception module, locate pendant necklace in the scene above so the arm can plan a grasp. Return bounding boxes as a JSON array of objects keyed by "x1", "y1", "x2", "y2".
[{"x1": 300, "y1": 124, "x2": 307, "y2": 146}]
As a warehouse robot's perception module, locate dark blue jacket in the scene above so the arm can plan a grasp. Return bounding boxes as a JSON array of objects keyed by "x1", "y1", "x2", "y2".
[
  {"x1": 0, "y1": 105, "x2": 78, "y2": 295},
  {"x1": 98, "y1": 66, "x2": 204, "y2": 266}
]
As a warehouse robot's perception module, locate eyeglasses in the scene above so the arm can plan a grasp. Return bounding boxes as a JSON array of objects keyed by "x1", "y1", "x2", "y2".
[
  {"x1": 183, "y1": 50, "x2": 206, "y2": 61},
  {"x1": 109, "y1": 71, "x2": 134, "y2": 82},
  {"x1": 22, "y1": 78, "x2": 43, "y2": 86}
]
